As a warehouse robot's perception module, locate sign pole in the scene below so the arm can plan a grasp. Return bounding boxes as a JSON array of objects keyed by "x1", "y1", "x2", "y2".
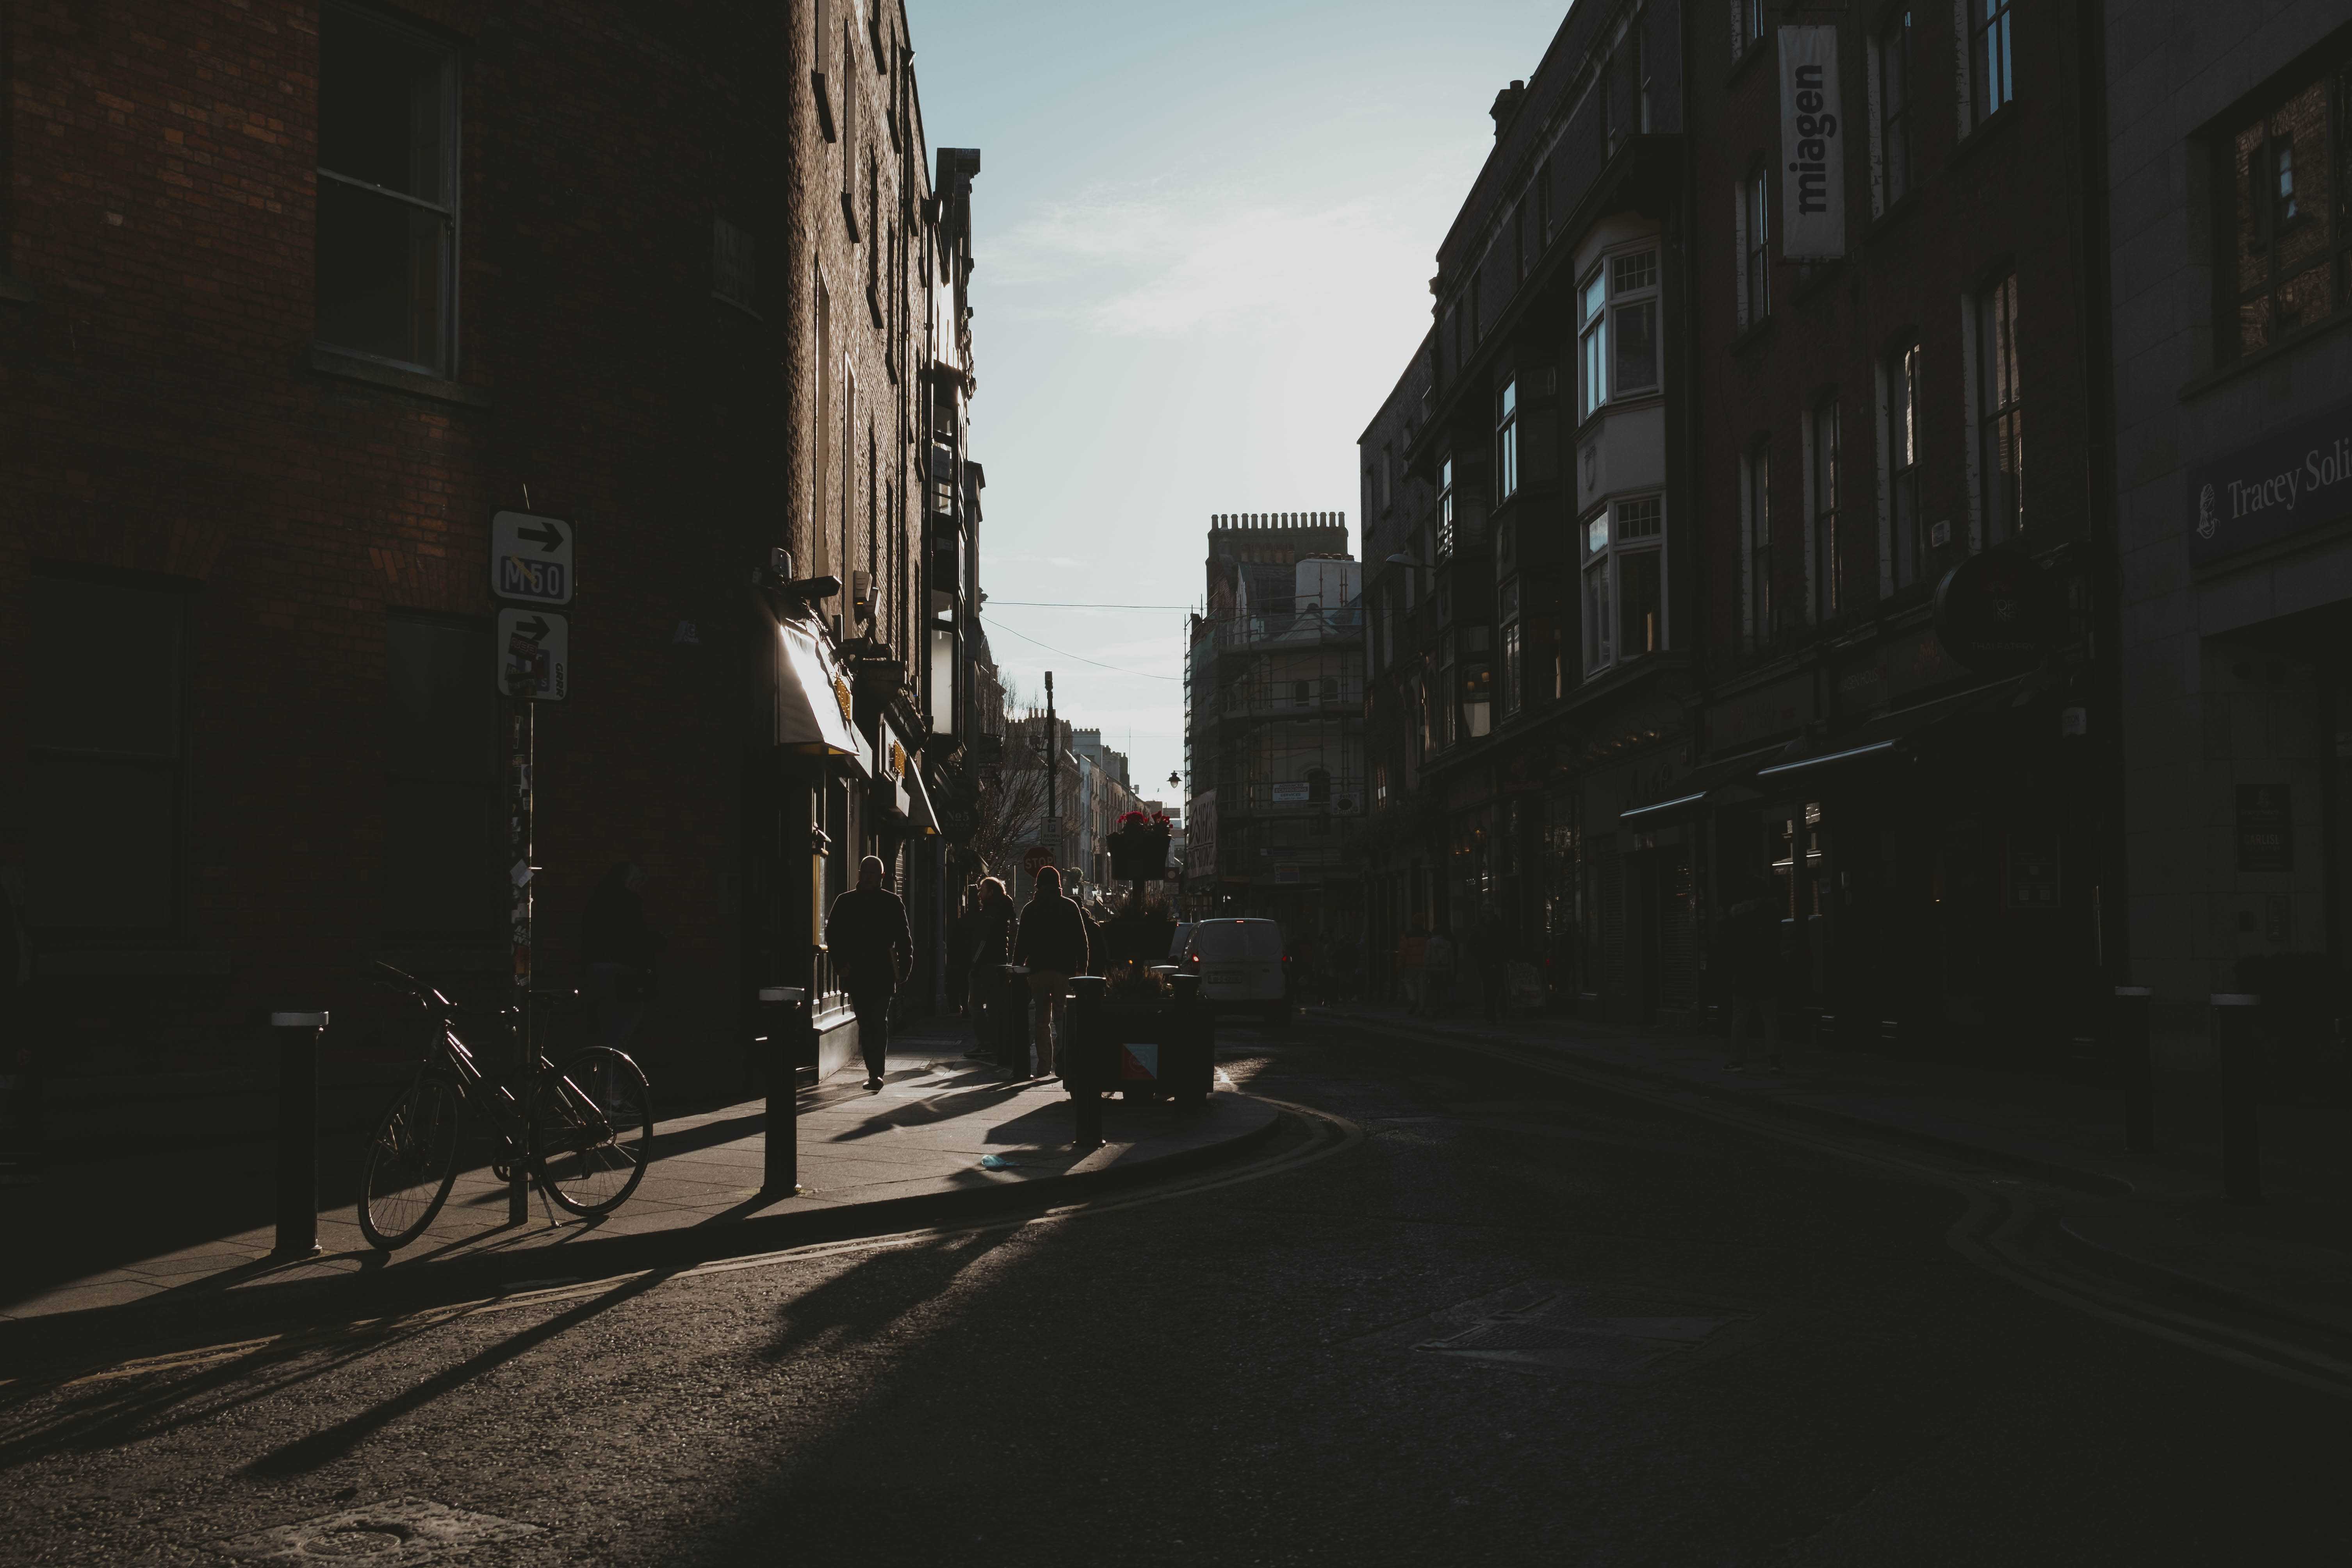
[{"x1": 507, "y1": 691, "x2": 534, "y2": 1226}]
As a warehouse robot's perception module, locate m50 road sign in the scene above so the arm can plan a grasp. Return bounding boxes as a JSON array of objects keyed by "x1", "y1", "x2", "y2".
[
  {"x1": 497, "y1": 608, "x2": 568, "y2": 701},
  {"x1": 491, "y1": 511, "x2": 573, "y2": 605}
]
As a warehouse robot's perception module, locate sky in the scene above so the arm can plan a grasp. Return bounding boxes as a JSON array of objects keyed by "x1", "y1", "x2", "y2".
[{"x1": 904, "y1": 0, "x2": 1570, "y2": 801}]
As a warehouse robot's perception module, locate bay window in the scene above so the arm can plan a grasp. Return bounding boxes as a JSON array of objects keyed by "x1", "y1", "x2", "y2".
[
  {"x1": 316, "y1": 4, "x2": 460, "y2": 374},
  {"x1": 1580, "y1": 495, "x2": 1665, "y2": 679},
  {"x1": 1580, "y1": 249, "x2": 1660, "y2": 419}
]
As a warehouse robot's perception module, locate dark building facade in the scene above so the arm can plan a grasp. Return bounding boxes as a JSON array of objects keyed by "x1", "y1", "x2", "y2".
[
  {"x1": 2106, "y1": 3, "x2": 2352, "y2": 1074},
  {"x1": 2, "y1": 1, "x2": 989, "y2": 1141},
  {"x1": 1358, "y1": 0, "x2": 1698, "y2": 1019},
  {"x1": 1673, "y1": 0, "x2": 2116, "y2": 1057},
  {"x1": 1183, "y1": 513, "x2": 1364, "y2": 943}
]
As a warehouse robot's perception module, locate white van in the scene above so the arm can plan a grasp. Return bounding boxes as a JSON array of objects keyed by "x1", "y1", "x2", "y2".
[{"x1": 1183, "y1": 918, "x2": 1290, "y2": 1025}]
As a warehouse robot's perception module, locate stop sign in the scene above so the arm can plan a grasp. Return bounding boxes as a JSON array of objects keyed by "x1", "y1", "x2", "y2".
[{"x1": 1022, "y1": 845, "x2": 1054, "y2": 877}]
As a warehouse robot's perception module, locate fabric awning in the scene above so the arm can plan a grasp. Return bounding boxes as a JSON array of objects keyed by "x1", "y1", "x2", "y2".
[
  {"x1": 775, "y1": 618, "x2": 868, "y2": 772},
  {"x1": 1749, "y1": 677, "x2": 2029, "y2": 791},
  {"x1": 1617, "y1": 749, "x2": 1774, "y2": 827}
]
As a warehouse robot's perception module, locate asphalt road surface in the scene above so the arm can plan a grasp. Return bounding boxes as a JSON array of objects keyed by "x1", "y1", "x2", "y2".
[{"x1": 2, "y1": 1024, "x2": 2345, "y2": 1566}]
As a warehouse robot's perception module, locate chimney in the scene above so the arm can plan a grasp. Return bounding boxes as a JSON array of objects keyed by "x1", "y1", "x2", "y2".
[{"x1": 1490, "y1": 79, "x2": 1527, "y2": 139}]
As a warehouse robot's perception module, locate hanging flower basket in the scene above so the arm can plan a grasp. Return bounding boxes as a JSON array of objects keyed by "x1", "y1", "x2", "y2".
[{"x1": 1107, "y1": 811, "x2": 1172, "y2": 882}]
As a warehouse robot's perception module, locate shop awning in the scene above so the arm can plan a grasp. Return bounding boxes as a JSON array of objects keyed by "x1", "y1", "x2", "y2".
[
  {"x1": 775, "y1": 618, "x2": 868, "y2": 772},
  {"x1": 1751, "y1": 677, "x2": 2028, "y2": 789},
  {"x1": 1618, "y1": 749, "x2": 1776, "y2": 827}
]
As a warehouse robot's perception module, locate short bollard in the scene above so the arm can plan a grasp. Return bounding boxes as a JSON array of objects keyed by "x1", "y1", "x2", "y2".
[
  {"x1": 1069, "y1": 976, "x2": 1106, "y2": 1152},
  {"x1": 2212, "y1": 993, "x2": 2263, "y2": 1205},
  {"x1": 756, "y1": 986, "x2": 805, "y2": 1195},
  {"x1": 1000, "y1": 964, "x2": 1030, "y2": 1076},
  {"x1": 2113, "y1": 986, "x2": 2155, "y2": 1157},
  {"x1": 269, "y1": 1010, "x2": 328, "y2": 1258}
]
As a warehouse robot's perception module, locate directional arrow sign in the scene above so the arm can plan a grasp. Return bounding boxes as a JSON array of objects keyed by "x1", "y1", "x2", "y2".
[
  {"x1": 496, "y1": 607, "x2": 569, "y2": 701},
  {"x1": 490, "y1": 511, "x2": 574, "y2": 606}
]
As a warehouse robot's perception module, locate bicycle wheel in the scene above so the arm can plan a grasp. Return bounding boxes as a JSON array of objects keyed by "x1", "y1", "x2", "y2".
[
  {"x1": 358, "y1": 1071, "x2": 463, "y2": 1250},
  {"x1": 529, "y1": 1047, "x2": 653, "y2": 1215}
]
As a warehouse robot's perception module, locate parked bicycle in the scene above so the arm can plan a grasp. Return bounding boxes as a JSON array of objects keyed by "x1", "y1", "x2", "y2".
[{"x1": 358, "y1": 961, "x2": 654, "y2": 1251}]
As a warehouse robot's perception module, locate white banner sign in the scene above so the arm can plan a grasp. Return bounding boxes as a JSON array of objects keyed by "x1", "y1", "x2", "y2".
[{"x1": 1777, "y1": 26, "x2": 1846, "y2": 260}]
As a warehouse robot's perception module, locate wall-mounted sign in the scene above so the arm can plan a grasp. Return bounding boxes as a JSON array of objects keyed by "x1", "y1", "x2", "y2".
[
  {"x1": 1777, "y1": 27, "x2": 1846, "y2": 260},
  {"x1": 2185, "y1": 389, "x2": 2352, "y2": 566},
  {"x1": 1932, "y1": 550, "x2": 2064, "y2": 672},
  {"x1": 2236, "y1": 783, "x2": 2293, "y2": 873},
  {"x1": 1270, "y1": 781, "x2": 1311, "y2": 804},
  {"x1": 2005, "y1": 833, "x2": 2061, "y2": 909}
]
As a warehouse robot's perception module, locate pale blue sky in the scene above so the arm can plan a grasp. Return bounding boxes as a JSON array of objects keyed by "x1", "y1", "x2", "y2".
[{"x1": 906, "y1": 0, "x2": 1569, "y2": 797}]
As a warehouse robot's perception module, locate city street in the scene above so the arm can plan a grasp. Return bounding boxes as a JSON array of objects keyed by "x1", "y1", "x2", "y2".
[{"x1": 2, "y1": 1025, "x2": 2344, "y2": 1566}]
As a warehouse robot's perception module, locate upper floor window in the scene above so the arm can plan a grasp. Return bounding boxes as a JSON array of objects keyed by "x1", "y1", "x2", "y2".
[
  {"x1": 1874, "y1": 9, "x2": 1915, "y2": 210},
  {"x1": 316, "y1": 4, "x2": 458, "y2": 374},
  {"x1": 1580, "y1": 249, "x2": 1660, "y2": 419},
  {"x1": 1744, "y1": 442, "x2": 1773, "y2": 645},
  {"x1": 1739, "y1": 167, "x2": 1771, "y2": 328},
  {"x1": 1967, "y1": 0, "x2": 2016, "y2": 127},
  {"x1": 1885, "y1": 341, "x2": 1925, "y2": 585},
  {"x1": 1582, "y1": 495, "x2": 1666, "y2": 679},
  {"x1": 1735, "y1": 0, "x2": 1766, "y2": 57},
  {"x1": 1380, "y1": 442, "x2": 1395, "y2": 511},
  {"x1": 2224, "y1": 61, "x2": 2352, "y2": 361},
  {"x1": 1810, "y1": 396, "x2": 1843, "y2": 621},
  {"x1": 1976, "y1": 273, "x2": 2022, "y2": 544},
  {"x1": 1497, "y1": 380, "x2": 1520, "y2": 502},
  {"x1": 1437, "y1": 457, "x2": 1457, "y2": 560}
]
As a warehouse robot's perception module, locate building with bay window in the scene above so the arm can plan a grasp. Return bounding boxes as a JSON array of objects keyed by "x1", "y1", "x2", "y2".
[{"x1": 1356, "y1": 0, "x2": 1698, "y2": 1019}]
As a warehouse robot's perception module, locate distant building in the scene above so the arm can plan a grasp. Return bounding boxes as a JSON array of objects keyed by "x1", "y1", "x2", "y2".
[{"x1": 1183, "y1": 513, "x2": 1364, "y2": 945}]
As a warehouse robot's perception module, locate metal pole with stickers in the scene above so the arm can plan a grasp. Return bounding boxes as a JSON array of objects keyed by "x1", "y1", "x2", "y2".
[{"x1": 490, "y1": 510, "x2": 572, "y2": 1225}]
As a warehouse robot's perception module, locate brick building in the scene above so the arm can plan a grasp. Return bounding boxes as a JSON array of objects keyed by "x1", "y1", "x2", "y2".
[
  {"x1": 1672, "y1": 0, "x2": 2116, "y2": 1056},
  {"x1": 1, "y1": 0, "x2": 988, "y2": 1133}
]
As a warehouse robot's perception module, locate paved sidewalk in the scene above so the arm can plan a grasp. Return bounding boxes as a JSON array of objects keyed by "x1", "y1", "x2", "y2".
[
  {"x1": 1322, "y1": 1001, "x2": 2352, "y2": 1337},
  {"x1": 0, "y1": 1021, "x2": 1274, "y2": 1349}
]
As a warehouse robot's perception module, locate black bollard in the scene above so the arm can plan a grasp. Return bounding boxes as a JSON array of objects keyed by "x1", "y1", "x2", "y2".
[
  {"x1": 1070, "y1": 975, "x2": 1106, "y2": 1152},
  {"x1": 269, "y1": 1010, "x2": 327, "y2": 1258},
  {"x1": 2113, "y1": 986, "x2": 2154, "y2": 1156},
  {"x1": 2212, "y1": 993, "x2": 2263, "y2": 1205},
  {"x1": 757, "y1": 986, "x2": 804, "y2": 1194}
]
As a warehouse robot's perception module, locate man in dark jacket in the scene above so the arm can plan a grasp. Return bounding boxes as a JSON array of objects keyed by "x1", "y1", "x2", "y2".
[
  {"x1": 827, "y1": 855, "x2": 914, "y2": 1090},
  {"x1": 1014, "y1": 865, "x2": 1089, "y2": 1078}
]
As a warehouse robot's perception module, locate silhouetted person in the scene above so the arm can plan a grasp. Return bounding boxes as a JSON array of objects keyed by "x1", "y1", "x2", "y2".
[
  {"x1": 966, "y1": 877, "x2": 1016, "y2": 1058},
  {"x1": 827, "y1": 855, "x2": 914, "y2": 1091},
  {"x1": 581, "y1": 861, "x2": 664, "y2": 1051},
  {"x1": 1015, "y1": 865, "x2": 1089, "y2": 1078}
]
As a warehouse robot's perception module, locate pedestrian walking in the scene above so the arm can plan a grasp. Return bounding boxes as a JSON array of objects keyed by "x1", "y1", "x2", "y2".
[
  {"x1": 966, "y1": 877, "x2": 1017, "y2": 1059},
  {"x1": 826, "y1": 854, "x2": 914, "y2": 1091},
  {"x1": 1014, "y1": 864, "x2": 1090, "y2": 1078},
  {"x1": 581, "y1": 861, "x2": 665, "y2": 1052}
]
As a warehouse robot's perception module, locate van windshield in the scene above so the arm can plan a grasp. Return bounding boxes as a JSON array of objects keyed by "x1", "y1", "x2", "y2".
[{"x1": 1195, "y1": 921, "x2": 1282, "y2": 961}]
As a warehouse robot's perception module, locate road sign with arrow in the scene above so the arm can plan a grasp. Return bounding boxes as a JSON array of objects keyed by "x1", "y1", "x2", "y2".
[
  {"x1": 490, "y1": 510, "x2": 574, "y2": 606},
  {"x1": 497, "y1": 607, "x2": 569, "y2": 701}
]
